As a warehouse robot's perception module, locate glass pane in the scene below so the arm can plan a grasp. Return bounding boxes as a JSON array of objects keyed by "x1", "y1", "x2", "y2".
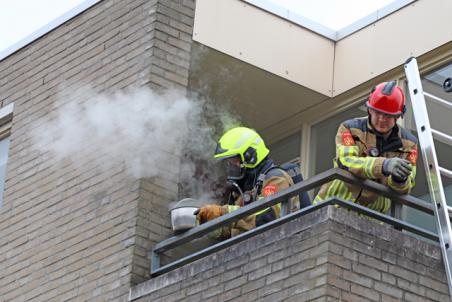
[
  {"x1": 310, "y1": 105, "x2": 366, "y2": 176},
  {"x1": 0, "y1": 137, "x2": 10, "y2": 207},
  {"x1": 422, "y1": 64, "x2": 452, "y2": 137},
  {"x1": 268, "y1": 131, "x2": 301, "y2": 165}
]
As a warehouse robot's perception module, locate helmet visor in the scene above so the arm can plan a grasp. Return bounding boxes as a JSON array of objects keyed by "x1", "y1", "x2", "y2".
[
  {"x1": 366, "y1": 102, "x2": 402, "y2": 117},
  {"x1": 223, "y1": 156, "x2": 246, "y2": 180}
]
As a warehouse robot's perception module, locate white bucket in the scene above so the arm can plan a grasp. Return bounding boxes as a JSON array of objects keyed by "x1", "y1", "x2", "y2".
[{"x1": 170, "y1": 198, "x2": 200, "y2": 232}]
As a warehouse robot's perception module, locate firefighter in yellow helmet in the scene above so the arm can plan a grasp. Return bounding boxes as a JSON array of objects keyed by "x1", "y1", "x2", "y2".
[
  {"x1": 313, "y1": 81, "x2": 418, "y2": 214},
  {"x1": 195, "y1": 127, "x2": 301, "y2": 238}
]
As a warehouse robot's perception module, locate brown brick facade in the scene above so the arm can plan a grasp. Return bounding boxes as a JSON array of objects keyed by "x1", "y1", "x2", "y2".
[{"x1": 0, "y1": 0, "x2": 195, "y2": 301}]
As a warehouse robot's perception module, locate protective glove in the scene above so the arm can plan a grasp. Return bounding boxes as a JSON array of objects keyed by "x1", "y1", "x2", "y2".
[
  {"x1": 383, "y1": 158, "x2": 412, "y2": 182},
  {"x1": 194, "y1": 204, "x2": 225, "y2": 224}
]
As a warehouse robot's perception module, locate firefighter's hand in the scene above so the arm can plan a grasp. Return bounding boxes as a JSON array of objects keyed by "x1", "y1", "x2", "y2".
[
  {"x1": 383, "y1": 158, "x2": 412, "y2": 182},
  {"x1": 195, "y1": 205, "x2": 224, "y2": 224}
]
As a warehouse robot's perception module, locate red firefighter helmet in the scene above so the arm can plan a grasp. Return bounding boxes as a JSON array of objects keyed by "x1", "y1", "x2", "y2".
[{"x1": 366, "y1": 81, "x2": 406, "y2": 116}]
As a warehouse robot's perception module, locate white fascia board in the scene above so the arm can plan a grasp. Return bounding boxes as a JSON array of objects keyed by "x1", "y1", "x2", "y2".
[
  {"x1": 0, "y1": 0, "x2": 102, "y2": 62},
  {"x1": 336, "y1": 0, "x2": 416, "y2": 40},
  {"x1": 243, "y1": 0, "x2": 337, "y2": 40},
  {"x1": 244, "y1": 0, "x2": 417, "y2": 41}
]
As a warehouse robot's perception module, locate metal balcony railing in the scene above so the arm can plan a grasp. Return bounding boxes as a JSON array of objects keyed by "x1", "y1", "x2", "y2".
[{"x1": 150, "y1": 168, "x2": 439, "y2": 277}]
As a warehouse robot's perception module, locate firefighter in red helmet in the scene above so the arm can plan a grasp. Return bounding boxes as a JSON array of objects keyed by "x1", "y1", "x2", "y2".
[{"x1": 314, "y1": 81, "x2": 418, "y2": 214}]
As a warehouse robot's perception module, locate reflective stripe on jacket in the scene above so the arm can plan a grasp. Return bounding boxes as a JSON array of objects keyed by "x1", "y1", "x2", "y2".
[{"x1": 313, "y1": 117, "x2": 418, "y2": 214}]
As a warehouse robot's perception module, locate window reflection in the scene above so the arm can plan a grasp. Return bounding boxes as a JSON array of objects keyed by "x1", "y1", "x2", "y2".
[
  {"x1": 268, "y1": 132, "x2": 301, "y2": 165},
  {"x1": 0, "y1": 136, "x2": 10, "y2": 207}
]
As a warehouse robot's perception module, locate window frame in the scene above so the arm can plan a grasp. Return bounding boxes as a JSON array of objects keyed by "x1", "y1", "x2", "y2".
[{"x1": 0, "y1": 103, "x2": 14, "y2": 208}]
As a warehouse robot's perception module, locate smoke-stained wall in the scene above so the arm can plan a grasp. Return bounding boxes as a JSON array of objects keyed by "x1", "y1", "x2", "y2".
[{"x1": 0, "y1": 0, "x2": 202, "y2": 300}]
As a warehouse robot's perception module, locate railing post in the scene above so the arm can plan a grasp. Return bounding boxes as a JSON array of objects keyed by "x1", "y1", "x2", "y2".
[
  {"x1": 150, "y1": 249, "x2": 160, "y2": 274},
  {"x1": 281, "y1": 200, "x2": 290, "y2": 216},
  {"x1": 391, "y1": 201, "x2": 403, "y2": 230}
]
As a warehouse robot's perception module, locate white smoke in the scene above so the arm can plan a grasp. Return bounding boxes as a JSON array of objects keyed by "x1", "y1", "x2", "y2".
[{"x1": 32, "y1": 86, "x2": 240, "y2": 201}]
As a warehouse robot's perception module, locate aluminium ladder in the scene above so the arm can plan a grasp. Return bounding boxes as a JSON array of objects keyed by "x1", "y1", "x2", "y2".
[{"x1": 404, "y1": 57, "x2": 452, "y2": 298}]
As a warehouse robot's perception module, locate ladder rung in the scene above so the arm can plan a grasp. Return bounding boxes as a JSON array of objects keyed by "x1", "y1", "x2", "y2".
[
  {"x1": 432, "y1": 129, "x2": 452, "y2": 147},
  {"x1": 439, "y1": 167, "x2": 452, "y2": 179},
  {"x1": 424, "y1": 92, "x2": 452, "y2": 110}
]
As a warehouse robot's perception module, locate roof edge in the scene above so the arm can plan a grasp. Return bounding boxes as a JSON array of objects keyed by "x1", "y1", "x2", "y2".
[
  {"x1": 336, "y1": 0, "x2": 416, "y2": 40},
  {"x1": 243, "y1": 0, "x2": 336, "y2": 40},
  {"x1": 0, "y1": 0, "x2": 102, "y2": 62},
  {"x1": 242, "y1": 0, "x2": 417, "y2": 41}
]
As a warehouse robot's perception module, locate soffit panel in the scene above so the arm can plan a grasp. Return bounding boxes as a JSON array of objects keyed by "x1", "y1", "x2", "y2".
[
  {"x1": 188, "y1": 44, "x2": 329, "y2": 137},
  {"x1": 193, "y1": 0, "x2": 335, "y2": 97}
]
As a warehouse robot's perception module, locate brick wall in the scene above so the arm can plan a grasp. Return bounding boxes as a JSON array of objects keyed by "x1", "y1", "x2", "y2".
[
  {"x1": 0, "y1": 0, "x2": 195, "y2": 301},
  {"x1": 130, "y1": 206, "x2": 449, "y2": 302},
  {"x1": 131, "y1": 0, "x2": 196, "y2": 285}
]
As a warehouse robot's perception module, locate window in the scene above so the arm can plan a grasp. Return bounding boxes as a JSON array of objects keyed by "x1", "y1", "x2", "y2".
[
  {"x1": 309, "y1": 104, "x2": 366, "y2": 177},
  {"x1": 308, "y1": 104, "x2": 366, "y2": 198},
  {"x1": 0, "y1": 103, "x2": 13, "y2": 207},
  {"x1": 268, "y1": 131, "x2": 301, "y2": 165},
  {"x1": 0, "y1": 137, "x2": 10, "y2": 206}
]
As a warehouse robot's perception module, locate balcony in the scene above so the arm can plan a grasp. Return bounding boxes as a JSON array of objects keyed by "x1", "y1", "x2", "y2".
[{"x1": 129, "y1": 168, "x2": 449, "y2": 301}]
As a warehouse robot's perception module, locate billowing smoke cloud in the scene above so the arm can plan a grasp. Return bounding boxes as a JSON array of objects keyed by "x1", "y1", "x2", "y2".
[{"x1": 32, "y1": 86, "x2": 240, "y2": 202}]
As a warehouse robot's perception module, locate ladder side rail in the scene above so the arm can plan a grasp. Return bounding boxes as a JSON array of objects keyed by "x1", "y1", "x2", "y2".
[{"x1": 404, "y1": 57, "x2": 452, "y2": 298}]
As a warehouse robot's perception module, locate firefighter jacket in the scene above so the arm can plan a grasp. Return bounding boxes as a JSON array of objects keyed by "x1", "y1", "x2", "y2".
[
  {"x1": 313, "y1": 117, "x2": 418, "y2": 214},
  {"x1": 217, "y1": 157, "x2": 299, "y2": 238}
]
